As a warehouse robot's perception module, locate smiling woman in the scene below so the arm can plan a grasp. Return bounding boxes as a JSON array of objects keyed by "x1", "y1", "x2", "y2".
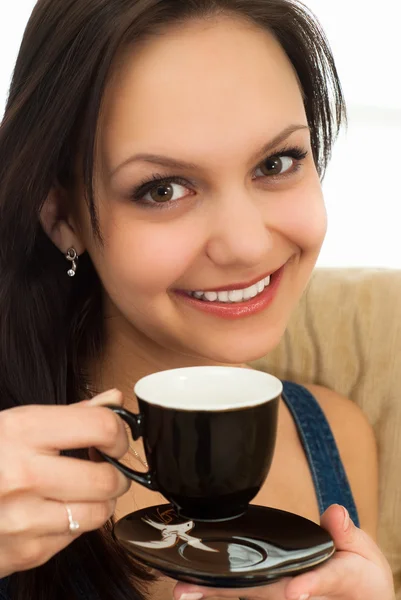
[
  {"x1": 0, "y1": 1, "x2": 393, "y2": 600},
  {"x1": 69, "y1": 16, "x2": 327, "y2": 367}
]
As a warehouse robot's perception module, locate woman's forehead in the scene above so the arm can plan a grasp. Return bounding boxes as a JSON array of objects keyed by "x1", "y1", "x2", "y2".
[{"x1": 98, "y1": 17, "x2": 306, "y2": 175}]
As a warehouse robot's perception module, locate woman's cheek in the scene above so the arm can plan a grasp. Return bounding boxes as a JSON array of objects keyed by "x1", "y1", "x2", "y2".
[
  {"x1": 269, "y1": 187, "x2": 327, "y2": 252},
  {"x1": 98, "y1": 221, "x2": 205, "y2": 295}
]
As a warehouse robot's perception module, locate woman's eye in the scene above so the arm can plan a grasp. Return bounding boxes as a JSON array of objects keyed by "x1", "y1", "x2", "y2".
[
  {"x1": 254, "y1": 155, "x2": 294, "y2": 178},
  {"x1": 143, "y1": 182, "x2": 189, "y2": 204}
]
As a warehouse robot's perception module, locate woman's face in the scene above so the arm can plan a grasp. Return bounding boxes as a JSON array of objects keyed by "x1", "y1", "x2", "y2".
[{"x1": 74, "y1": 16, "x2": 326, "y2": 366}]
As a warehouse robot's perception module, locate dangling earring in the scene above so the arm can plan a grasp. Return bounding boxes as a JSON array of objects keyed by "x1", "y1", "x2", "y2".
[{"x1": 65, "y1": 248, "x2": 78, "y2": 277}]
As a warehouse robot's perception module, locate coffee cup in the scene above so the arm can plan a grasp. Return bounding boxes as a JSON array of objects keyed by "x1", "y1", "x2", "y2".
[{"x1": 100, "y1": 366, "x2": 282, "y2": 521}]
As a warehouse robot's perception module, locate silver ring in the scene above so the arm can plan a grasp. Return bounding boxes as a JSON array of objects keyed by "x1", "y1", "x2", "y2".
[{"x1": 65, "y1": 504, "x2": 80, "y2": 534}]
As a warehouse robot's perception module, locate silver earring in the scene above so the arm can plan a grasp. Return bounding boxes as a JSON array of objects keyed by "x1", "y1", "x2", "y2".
[{"x1": 65, "y1": 248, "x2": 78, "y2": 277}]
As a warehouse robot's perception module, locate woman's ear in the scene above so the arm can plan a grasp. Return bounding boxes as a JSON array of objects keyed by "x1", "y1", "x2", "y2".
[{"x1": 40, "y1": 184, "x2": 86, "y2": 256}]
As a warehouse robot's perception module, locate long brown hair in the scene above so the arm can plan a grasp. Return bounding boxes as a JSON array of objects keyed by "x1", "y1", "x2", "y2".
[{"x1": 0, "y1": 0, "x2": 346, "y2": 598}]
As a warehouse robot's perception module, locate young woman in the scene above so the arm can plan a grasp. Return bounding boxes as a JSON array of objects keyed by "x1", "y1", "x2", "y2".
[{"x1": 0, "y1": 1, "x2": 394, "y2": 599}]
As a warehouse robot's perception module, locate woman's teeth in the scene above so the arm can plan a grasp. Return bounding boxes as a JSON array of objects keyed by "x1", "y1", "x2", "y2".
[{"x1": 190, "y1": 276, "x2": 271, "y2": 304}]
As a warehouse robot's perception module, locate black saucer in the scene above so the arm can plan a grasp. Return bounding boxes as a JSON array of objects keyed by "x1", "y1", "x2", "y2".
[{"x1": 113, "y1": 504, "x2": 335, "y2": 588}]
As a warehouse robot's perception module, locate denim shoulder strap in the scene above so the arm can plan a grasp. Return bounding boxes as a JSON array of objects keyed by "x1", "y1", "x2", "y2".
[{"x1": 282, "y1": 380, "x2": 360, "y2": 527}]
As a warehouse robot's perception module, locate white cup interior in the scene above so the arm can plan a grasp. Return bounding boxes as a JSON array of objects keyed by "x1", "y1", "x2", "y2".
[{"x1": 134, "y1": 366, "x2": 283, "y2": 411}]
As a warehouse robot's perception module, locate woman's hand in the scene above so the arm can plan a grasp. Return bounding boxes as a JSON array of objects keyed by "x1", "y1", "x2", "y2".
[
  {"x1": 0, "y1": 389, "x2": 130, "y2": 577},
  {"x1": 173, "y1": 504, "x2": 395, "y2": 600}
]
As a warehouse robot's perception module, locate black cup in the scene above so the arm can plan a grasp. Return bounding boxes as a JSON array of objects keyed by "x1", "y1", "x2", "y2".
[{"x1": 100, "y1": 367, "x2": 282, "y2": 522}]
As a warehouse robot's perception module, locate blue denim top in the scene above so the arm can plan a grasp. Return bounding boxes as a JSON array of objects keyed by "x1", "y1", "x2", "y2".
[
  {"x1": 0, "y1": 381, "x2": 360, "y2": 598},
  {"x1": 282, "y1": 381, "x2": 359, "y2": 525}
]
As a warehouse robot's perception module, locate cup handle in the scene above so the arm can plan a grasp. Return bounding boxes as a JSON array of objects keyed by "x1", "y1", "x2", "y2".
[{"x1": 97, "y1": 405, "x2": 158, "y2": 491}]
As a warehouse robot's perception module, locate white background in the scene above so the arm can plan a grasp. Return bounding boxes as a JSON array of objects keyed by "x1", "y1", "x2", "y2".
[{"x1": 1, "y1": 1, "x2": 400, "y2": 268}]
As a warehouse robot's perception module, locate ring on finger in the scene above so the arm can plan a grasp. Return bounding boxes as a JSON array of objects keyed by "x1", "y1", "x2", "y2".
[{"x1": 65, "y1": 504, "x2": 80, "y2": 534}]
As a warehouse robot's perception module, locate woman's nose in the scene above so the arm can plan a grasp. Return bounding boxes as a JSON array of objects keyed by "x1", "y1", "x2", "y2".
[{"x1": 205, "y1": 192, "x2": 273, "y2": 268}]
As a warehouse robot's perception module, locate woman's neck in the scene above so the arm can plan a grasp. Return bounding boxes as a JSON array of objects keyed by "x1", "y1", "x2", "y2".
[{"x1": 90, "y1": 313, "x2": 238, "y2": 411}]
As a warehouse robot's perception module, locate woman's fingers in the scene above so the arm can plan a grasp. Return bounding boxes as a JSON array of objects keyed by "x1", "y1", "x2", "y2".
[
  {"x1": 319, "y1": 504, "x2": 384, "y2": 565},
  {"x1": 284, "y1": 505, "x2": 395, "y2": 600},
  {"x1": 0, "y1": 495, "x2": 116, "y2": 537},
  {"x1": 174, "y1": 505, "x2": 395, "y2": 600},
  {"x1": 173, "y1": 578, "x2": 289, "y2": 599},
  {"x1": 0, "y1": 532, "x2": 74, "y2": 575},
  {"x1": 0, "y1": 496, "x2": 115, "y2": 576},
  {"x1": 0, "y1": 494, "x2": 116, "y2": 576},
  {"x1": 0, "y1": 392, "x2": 132, "y2": 578},
  {"x1": 82, "y1": 389, "x2": 124, "y2": 407},
  {"x1": 286, "y1": 552, "x2": 371, "y2": 599},
  {"x1": 45, "y1": 498, "x2": 117, "y2": 536},
  {"x1": 0, "y1": 395, "x2": 129, "y2": 455},
  {"x1": 28, "y1": 454, "x2": 131, "y2": 501}
]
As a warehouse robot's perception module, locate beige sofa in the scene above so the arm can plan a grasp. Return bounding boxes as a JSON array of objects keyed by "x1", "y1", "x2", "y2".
[{"x1": 252, "y1": 268, "x2": 401, "y2": 597}]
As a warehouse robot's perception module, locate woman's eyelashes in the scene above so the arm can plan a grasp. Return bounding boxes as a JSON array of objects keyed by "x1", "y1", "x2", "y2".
[
  {"x1": 253, "y1": 146, "x2": 308, "y2": 180},
  {"x1": 130, "y1": 145, "x2": 309, "y2": 208},
  {"x1": 131, "y1": 174, "x2": 194, "y2": 207}
]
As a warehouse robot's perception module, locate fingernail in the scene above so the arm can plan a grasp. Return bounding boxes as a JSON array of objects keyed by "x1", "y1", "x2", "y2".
[
  {"x1": 342, "y1": 506, "x2": 350, "y2": 531},
  {"x1": 299, "y1": 595, "x2": 310, "y2": 600},
  {"x1": 179, "y1": 594, "x2": 204, "y2": 600},
  {"x1": 87, "y1": 389, "x2": 121, "y2": 405}
]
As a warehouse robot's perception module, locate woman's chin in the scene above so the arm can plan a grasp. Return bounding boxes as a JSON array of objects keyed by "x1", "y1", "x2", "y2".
[{"x1": 192, "y1": 330, "x2": 286, "y2": 367}]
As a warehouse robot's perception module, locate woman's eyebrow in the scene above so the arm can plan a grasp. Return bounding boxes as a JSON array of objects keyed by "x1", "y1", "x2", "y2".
[{"x1": 110, "y1": 123, "x2": 310, "y2": 178}]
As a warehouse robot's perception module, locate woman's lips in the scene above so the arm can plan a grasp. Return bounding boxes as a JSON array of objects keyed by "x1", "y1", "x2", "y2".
[{"x1": 175, "y1": 265, "x2": 285, "y2": 320}]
